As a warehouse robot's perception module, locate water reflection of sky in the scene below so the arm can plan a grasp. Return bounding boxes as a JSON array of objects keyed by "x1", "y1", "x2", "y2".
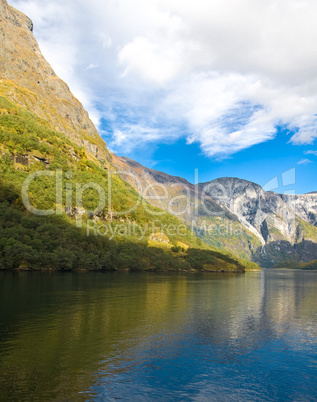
[{"x1": 0, "y1": 270, "x2": 317, "y2": 401}]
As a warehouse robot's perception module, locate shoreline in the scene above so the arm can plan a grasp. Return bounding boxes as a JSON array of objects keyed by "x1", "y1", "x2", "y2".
[{"x1": 3, "y1": 267, "x2": 257, "y2": 274}]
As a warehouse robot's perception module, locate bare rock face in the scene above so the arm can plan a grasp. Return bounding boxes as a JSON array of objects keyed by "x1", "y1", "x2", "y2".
[
  {"x1": 200, "y1": 178, "x2": 267, "y2": 242},
  {"x1": 280, "y1": 194, "x2": 317, "y2": 227},
  {"x1": 200, "y1": 178, "x2": 298, "y2": 243},
  {"x1": 0, "y1": 0, "x2": 110, "y2": 163},
  {"x1": 201, "y1": 178, "x2": 317, "y2": 266}
]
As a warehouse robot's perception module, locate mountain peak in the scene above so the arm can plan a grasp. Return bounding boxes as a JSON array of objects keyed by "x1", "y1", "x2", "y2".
[
  {"x1": 200, "y1": 177, "x2": 264, "y2": 198},
  {"x1": 0, "y1": 0, "x2": 32, "y2": 32},
  {"x1": 203, "y1": 176, "x2": 262, "y2": 187}
]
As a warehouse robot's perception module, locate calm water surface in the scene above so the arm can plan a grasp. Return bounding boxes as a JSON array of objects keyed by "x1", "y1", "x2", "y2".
[{"x1": 0, "y1": 269, "x2": 317, "y2": 401}]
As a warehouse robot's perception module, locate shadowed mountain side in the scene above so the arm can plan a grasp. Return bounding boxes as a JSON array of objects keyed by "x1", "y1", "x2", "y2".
[
  {"x1": 0, "y1": 177, "x2": 249, "y2": 273},
  {"x1": 254, "y1": 240, "x2": 317, "y2": 268}
]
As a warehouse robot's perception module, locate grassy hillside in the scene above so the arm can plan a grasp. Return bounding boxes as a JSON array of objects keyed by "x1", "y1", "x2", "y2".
[{"x1": 0, "y1": 93, "x2": 259, "y2": 272}]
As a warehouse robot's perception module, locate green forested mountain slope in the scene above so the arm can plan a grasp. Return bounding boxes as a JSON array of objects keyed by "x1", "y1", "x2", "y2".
[{"x1": 0, "y1": 93, "x2": 258, "y2": 272}]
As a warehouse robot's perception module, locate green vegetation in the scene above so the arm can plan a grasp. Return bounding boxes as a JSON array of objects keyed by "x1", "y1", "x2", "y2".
[
  {"x1": 297, "y1": 219, "x2": 317, "y2": 242},
  {"x1": 302, "y1": 260, "x2": 317, "y2": 270},
  {"x1": 186, "y1": 248, "x2": 259, "y2": 272},
  {"x1": 274, "y1": 259, "x2": 317, "y2": 270},
  {"x1": 193, "y1": 216, "x2": 262, "y2": 261},
  {"x1": 0, "y1": 94, "x2": 259, "y2": 272}
]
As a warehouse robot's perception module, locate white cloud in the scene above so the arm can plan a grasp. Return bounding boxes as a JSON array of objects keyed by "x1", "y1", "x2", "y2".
[
  {"x1": 298, "y1": 159, "x2": 312, "y2": 165},
  {"x1": 305, "y1": 150, "x2": 317, "y2": 156},
  {"x1": 86, "y1": 64, "x2": 99, "y2": 70},
  {"x1": 10, "y1": 0, "x2": 317, "y2": 157},
  {"x1": 118, "y1": 36, "x2": 183, "y2": 84},
  {"x1": 110, "y1": 125, "x2": 167, "y2": 152}
]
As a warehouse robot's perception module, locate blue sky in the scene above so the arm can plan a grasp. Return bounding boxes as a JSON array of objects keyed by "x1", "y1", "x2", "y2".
[
  {"x1": 10, "y1": 0, "x2": 317, "y2": 194},
  {"x1": 108, "y1": 126, "x2": 316, "y2": 194}
]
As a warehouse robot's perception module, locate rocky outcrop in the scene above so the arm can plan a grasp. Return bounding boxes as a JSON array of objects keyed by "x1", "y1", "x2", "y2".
[
  {"x1": 201, "y1": 178, "x2": 317, "y2": 266},
  {"x1": 0, "y1": 0, "x2": 111, "y2": 163},
  {"x1": 279, "y1": 193, "x2": 317, "y2": 227},
  {"x1": 200, "y1": 178, "x2": 298, "y2": 244}
]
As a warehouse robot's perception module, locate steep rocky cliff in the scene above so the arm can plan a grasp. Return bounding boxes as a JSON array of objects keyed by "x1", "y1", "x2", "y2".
[
  {"x1": 201, "y1": 178, "x2": 317, "y2": 266},
  {"x1": 0, "y1": 0, "x2": 110, "y2": 163},
  {"x1": 280, "y1": 193, "x2": 317, "y2": 227},
  {"x1": 201, "y1": 178, "x2": 295, "y2": 244}
]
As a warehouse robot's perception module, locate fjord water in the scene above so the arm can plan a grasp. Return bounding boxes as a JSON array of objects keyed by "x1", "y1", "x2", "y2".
[{"x1": 0, "y1": 270, "x2": 316, "y2": 401}]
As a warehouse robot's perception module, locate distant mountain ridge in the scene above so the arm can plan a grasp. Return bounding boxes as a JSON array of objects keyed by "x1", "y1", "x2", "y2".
[
  {"x1": 112, "y1": 154, "x2": 263, "y2": 261},
  {"x1": 113, "y1": 156, "x2": 317, "y2": 267}
]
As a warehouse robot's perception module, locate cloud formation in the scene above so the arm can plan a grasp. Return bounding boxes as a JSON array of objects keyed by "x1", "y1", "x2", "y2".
[
  {"x1": 11, "y1": 0, "x2": 317, "y2": 157},
  {"x1": 305, "y1": 150, "x2": 317, "y2": 156},
  {"x1": 298, "y1": 159, "x2": 312, "y2": 165}
]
